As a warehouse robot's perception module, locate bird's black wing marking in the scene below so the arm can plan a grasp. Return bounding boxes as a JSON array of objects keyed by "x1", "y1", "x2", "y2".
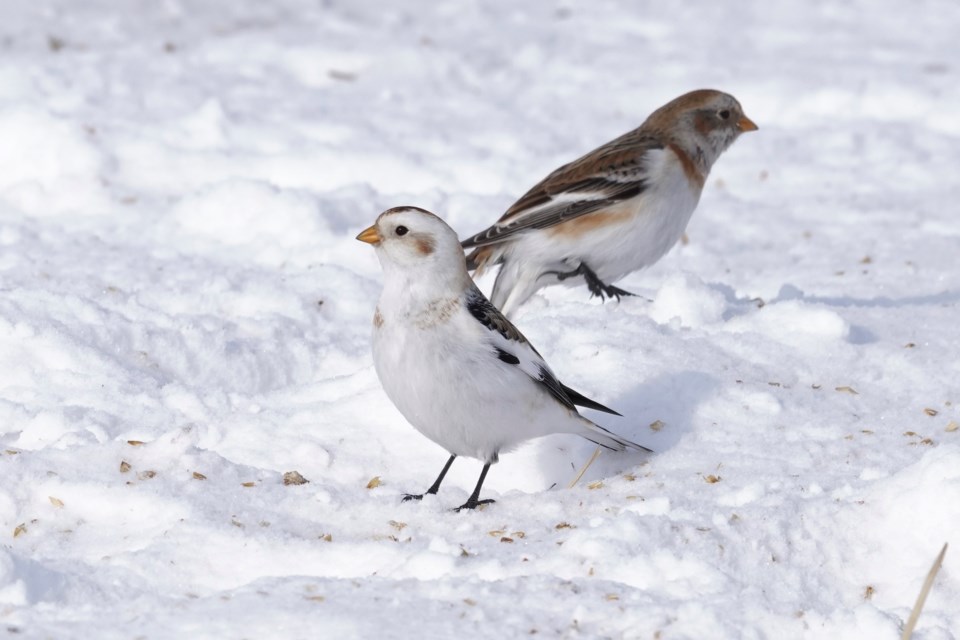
[
  {"x1": 466, "y1": 286, "x2": 622, "y2": 416},
  {"x1": 465, "y1": 286, "x2": 527, "y2": 344},
  {"x1": 560, "y1": 383, "x2": 622, "y2": 416},
  {"x1": 535, "y1": 365, "x2": 577, "y2": 412}
]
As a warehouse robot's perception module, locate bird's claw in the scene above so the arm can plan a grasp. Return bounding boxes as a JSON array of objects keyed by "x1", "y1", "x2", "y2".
[
  {"x1": 453, "y1": 498, "x2": 495, "y2": 512},
  {"x1": 543, "y1": 263, "x2": 637, "y2": 302}
]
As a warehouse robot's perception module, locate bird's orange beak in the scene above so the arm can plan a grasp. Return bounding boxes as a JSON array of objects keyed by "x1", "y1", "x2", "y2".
[
  {"x1": 356, "y1": 225, "x2": 382, "y2": 245},
  {"x1": 737, "y1": 115, "x2": 759, "y2": 132}
]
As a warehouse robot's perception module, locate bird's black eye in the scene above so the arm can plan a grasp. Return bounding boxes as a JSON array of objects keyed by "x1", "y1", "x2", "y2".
[
  {"x1": 395, "y1": 225, "x2": 409, "y2": 236},
  {"x1": 719, "y1": 109, "x2": 731, "y2": 120}
]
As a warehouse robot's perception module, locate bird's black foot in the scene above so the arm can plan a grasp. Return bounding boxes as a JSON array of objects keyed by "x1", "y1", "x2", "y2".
[
  {"x1": 402, "y1": 454, "x2": 457, "y2": 504},
  {"x1": 543, "y1": 262, "x2": 636, "y2": 302},
  {"x1": 454, "y1": 498, "x2": 495, "y2": 512}
]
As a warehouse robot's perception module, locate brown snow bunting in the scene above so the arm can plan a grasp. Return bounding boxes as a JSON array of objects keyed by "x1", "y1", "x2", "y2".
[
  {"x1": 357, "y1": 206, "x2": 650, "y2": 511},
  {"x1": 462, "y1": 89, "x2": 757, "y2": 316}
]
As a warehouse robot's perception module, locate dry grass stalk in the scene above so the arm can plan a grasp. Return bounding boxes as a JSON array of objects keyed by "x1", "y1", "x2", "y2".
[
  {"x1": 567, "y1": 446, "x2": 602, "y2": 489},
  {"x1": 901, "y1": 542, "x2": 948, "y2": 640}
]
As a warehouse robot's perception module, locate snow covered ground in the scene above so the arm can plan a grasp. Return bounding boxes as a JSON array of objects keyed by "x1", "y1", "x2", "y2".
[{"x1": 1, "y1": 0, "x2": 958, "y2": 637}]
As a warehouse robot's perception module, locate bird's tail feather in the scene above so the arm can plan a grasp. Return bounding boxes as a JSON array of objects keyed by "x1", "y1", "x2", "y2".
[{"x1": 581, "y1": 422, "x2": 653, "y2": 453}]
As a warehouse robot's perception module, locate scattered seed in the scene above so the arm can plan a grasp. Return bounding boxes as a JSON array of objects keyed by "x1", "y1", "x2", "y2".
[
  {"x1": 835, "y1": 386, "x2": 858, "y2": 395},
  {"x1": 920, "y1": 438, "x2": 934, "y2": 446},
  {"x1": 500, "y1": 537, "x2": 514, "y2": 543},
  {"x1": 904, "y1": 343, "x2": 916, "y2": 348},
  {"x1": 4, "y1": 449, "x2": 18, "y2": 455},
  {"x1": 366, "y1": 476, "x2": 382, "y2": 489},
  {"x1": 463, "y1": 598, "x2": 477, "y2": 606},
  {"x1": 13, "y1": 523, "x2": 27, "y2": 537},
  {"x1": 864, "y1": 585, "x2": 875, "y2": 600},
  {"x1": 304, "y1": 595, "x2": 325, "y2": 602},
  {"x1": 705, "y1": 475, "x2": 721, "y2": 484},
  {"x1": 923, "y1": 408, "x2": 938, "y2": 417},
  {"x1": 904, "y1": 431, "x2": 918, "y2": 437},
  {"x1": 241, "y1": 481, "x2": 256, "y2": 488},
  {"x1": 49, "y1": 496, "x2": 64, "y2": 508},
  {"x1": 622, "y1": 473, "x2": 636, "y2": 482},
  {"x1": 768, "y1": 381, "x2": 781, "y2": 387},
  {"x1": 119, "y1": 461, "x2": 131, "y2": 473},
  {"x1": 488, "y1": 529, "x2": 506, "y2": 537},
  {"x1": 605, "y1": 594, "x2": 620, "y2": 601},
  {"x1": 127, "y1": 440, "x2": 145, "y2": 446},
  {"x1": 555, "y1": 522, "x2": 574, "y2": 530},
  {"x1": 388, "y1": 520, "x2": 407, "y2": 531},
  {"x1": 283, "y1": 471, "x2": 309, "y2": 486},
  {"x1": 649, "y1": 420, "x2": 664, "y2": 432},
  {"x1": 192, "y1": 472, "x2": 207, "y2": 480},
  {"x1": 812, "y1": 384, "x2": 822, "y2": 390},
  {"x1": 321, "y1": 533, "x2": 333, "y2": 542},
  {"x1": 138, "y1": 470, "x2": 156, "y2": 480},
  {"x1": 511, "y1": 531, "x2": 526, "y2": 539},
  {"x1": 587, "y1": 480, "x2": 604, "y2": 490},
  {"x1": 946, "y1": 421, "x2": 958, "y2": 433},
  {"x1": 861, "y1": 430, "x2": 874, "y2": 434}
]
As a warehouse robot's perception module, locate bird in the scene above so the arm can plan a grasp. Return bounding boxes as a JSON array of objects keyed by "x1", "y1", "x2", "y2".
[
  {"x1": 461, "y1": 89, "x2": 758, "y2": 317},
  {"x1": 357, "y1": 206, "x2": 650, "y2": 511}
]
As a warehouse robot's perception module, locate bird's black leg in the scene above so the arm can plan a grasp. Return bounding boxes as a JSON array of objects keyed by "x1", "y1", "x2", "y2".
[
  {"x1": 402, "y1": 454, "x2": 456, "y2": 502},
  {"x1": 454, "y1": 463, "x2": 496, "y2": 512},
  {"x1": 580, "y1": 264, "x2": 636, "y2": 301},
  {"x1": 541, "y1": 262, "x2": 636, "y2": 302}
]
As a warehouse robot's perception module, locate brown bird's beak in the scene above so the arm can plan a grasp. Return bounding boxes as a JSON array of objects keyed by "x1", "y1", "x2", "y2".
[
  {"x1": 356, "y1": 225, "x2": 382, "y2": 245},
  {"x1": 737, "y1": 115, "x2": 759, "y2": 132}
]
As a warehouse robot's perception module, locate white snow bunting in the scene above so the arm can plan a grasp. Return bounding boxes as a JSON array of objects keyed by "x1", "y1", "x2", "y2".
[
  {"x1": 462, "y1": 89, "x2": 758, "y2": 316},
  {"x1": 357, "y1": 206, "x2": 650, "y2": 511}
]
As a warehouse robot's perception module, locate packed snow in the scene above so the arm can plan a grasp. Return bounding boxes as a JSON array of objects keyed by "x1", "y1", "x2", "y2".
[{"x1": 1, "y1": 1, "x2": 958, "y2": 638}]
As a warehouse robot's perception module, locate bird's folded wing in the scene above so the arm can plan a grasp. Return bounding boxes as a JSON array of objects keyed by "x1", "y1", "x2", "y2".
[
  {"x1": 461, "y1": 131, "x2": 664, "y2": 248},
  {"x1": 464, "y1": 287, "x2": 619, "y2": 416}
]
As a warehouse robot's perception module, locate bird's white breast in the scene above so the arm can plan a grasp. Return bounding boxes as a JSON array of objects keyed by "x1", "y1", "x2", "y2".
[{"x1": 371, "y1": 297, "x2": 578, "y2": 462}]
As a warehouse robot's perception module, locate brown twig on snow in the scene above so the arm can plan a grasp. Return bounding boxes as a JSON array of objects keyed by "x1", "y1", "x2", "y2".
[{"x1": 901, "y1": 542, "x2": 948, "y2": 640}]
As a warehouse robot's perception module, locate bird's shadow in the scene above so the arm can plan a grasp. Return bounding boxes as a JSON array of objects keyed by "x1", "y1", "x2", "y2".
[{"x1": 527, "y1": 370, "x2": 719, "y2": 489}]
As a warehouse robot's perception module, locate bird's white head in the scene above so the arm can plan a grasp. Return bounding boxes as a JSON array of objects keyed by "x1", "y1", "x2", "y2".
[{"x1": 357, "y1": 206, "x2": 471, "y2": 295}]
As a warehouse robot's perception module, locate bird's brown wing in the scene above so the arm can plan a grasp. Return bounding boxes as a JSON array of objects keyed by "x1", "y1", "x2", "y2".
[{"x1": 461, "y1": 129, "x2": 664, "y2": 249}]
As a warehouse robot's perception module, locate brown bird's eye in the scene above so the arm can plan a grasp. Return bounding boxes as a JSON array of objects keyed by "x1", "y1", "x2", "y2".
[
  {"x1": 719, "y1": 109, "x2": 731, "y2": 120},
  {"x1": 395, "y1": 225, "x2": 409, "y2": 236}
]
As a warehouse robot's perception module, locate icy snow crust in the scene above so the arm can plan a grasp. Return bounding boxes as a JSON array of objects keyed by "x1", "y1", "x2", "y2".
[{"x1": 1, "y1": 1, "x2": 958, "y2": 638}]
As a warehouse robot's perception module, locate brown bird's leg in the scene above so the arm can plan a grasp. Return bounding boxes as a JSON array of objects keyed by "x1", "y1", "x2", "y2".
[{"x1": 542, "y1": 263, "x2": 637, "y2": 301}]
